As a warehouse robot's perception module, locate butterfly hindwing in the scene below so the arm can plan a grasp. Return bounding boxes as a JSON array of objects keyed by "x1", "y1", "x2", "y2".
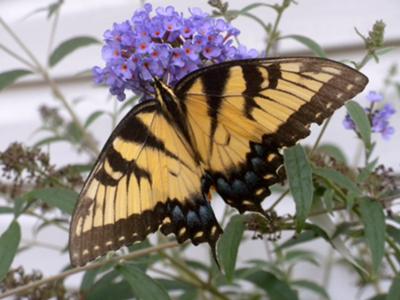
[
  {"x1": 69, "y1": 100, "x2": 221, "y2": 266},
  {"x1": 175, "y1": 57, "x2": 368, "y2": 212}
]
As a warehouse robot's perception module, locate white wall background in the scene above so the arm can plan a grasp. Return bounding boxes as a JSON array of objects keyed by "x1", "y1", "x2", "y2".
[{"x1": 1, "y1": 1, "x2": 399, "y2": 299}]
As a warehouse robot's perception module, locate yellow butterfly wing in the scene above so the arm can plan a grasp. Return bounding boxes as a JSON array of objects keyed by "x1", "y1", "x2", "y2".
[
  {"x1": 174, "y1": 57, "x2": 368, "y2": 212},
  {"x1": 69, "y1": 100, "x2": 221, "y2": 266}
]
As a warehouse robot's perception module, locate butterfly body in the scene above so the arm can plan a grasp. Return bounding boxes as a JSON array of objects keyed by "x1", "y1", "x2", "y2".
[{"x1": 69, "y1": 57, "x2": 368, "y2": 266}]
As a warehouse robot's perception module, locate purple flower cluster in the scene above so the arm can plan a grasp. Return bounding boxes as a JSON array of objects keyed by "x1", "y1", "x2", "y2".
[
  {"x1": 343, "y1": 91, "x2": 396, "y2": 140},
  {"x1": 93, "y1": 4, "x2": 258, "y2": 101}
]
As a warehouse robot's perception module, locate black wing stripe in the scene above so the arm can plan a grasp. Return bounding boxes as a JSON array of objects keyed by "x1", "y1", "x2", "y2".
[
  {"x1": 264, "y1": 64, "x2": 280, "y2": 89},
  {"x1": 201, "y1": 67, "x2": 229, "y2": 148},
  {"x1": 241, "y1": 64, "x2": 264, "y2": 119}
]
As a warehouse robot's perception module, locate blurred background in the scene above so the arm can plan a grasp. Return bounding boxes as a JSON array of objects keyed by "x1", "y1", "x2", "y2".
[{"x1": 1, "y1": 1, "x2": 399, "y2": 299}]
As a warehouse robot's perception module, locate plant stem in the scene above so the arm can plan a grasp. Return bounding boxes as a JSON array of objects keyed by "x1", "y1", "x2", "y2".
[
  {"x1": 267, "y1": 188, "x2": 289, "y2": 211},
  {"x1": 265, "y1": 2, "x2": 291, "y2": 56},
  {"x1": 0, "y1": 241, "x2": 178, "y2": 300},
  {"x1": 355, "y1": 53, "x2": 371, "y2": 70},
  {"x1": 0, "y1": 18, "x2": 43, "y2": 70},
  {"x1": 322, "y1": 247, "x2": 335, "y2": 288},
  {"x1": 0, "y1": 44, "x2": 37, "y2": 70},
  {"x1": 310, "y1": 117, "x2": 332, "y2": 154},
  {"x1": 47, "y1": 9, "x2": 60, "y2": 62},
  {"x1": 384, "y1": 252, "x2": 398, "y2": 274},
  {"x1": 160, "y1": 252, "x2": 229, "y2": 300}
]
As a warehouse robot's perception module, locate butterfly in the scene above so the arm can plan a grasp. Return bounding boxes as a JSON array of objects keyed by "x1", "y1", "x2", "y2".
[{"x1": 69, "y1": 57, "x2": 368, "y2": 266}]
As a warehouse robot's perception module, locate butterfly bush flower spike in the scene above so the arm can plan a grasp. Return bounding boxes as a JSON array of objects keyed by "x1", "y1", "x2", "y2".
[
  {"x1": 93, "y1": 4, "x2": 258, "y2": 101},
  {"x1": 343, "y1": 91, "x2": 396, "y2": 140}
]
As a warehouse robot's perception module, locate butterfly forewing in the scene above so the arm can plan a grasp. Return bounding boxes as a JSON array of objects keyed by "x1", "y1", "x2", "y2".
[{"x1": 174, "y1": 57, "x2": 368, "y2": 212}]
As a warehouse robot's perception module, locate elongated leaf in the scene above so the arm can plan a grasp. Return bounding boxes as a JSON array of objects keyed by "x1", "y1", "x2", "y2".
[
  {"x1": 0, "y1": 207, "x2": 14, "y2": 214},
  {"x1": 279, "y1": 224, "x2": 329, "y2": 249},
  {"x1": 118, "y1": 265, "x2": 170, "y2": 300},
  {"x1": 345, "y1": 101, "x2": 371, "y2": 148},
  {"x1": 357, "y1": 158, "x2": 379, "y2": 183},
  {"x1": 313, "y1": 167, "x2": 361, "y2": 196},
  {"x1": 218, "y1": 215, "x2": 246, "y2": 282},
  {"x1": 49, "y1": 36, "x2": 100, "y2": 67},
  {"x1": 23, "y1": 188, "x2": 78, "y2": 214},
  {"x1": 281, "y1": 35, "x2": 327, "y2": 57},
  {"x1": 359, "y1": 198, "x2": 385, "y2": 273},
  {"x1": 244, "y1": 270, "x2": 298, "y2": 300},
  {"x1": 292, "y1": 280, "x2": 330, "y2": 300},
  {"x1": 310, "y1": 213, "x2": 368, "y2": 274},
  {"x1": 84, "y1": 110, "x2": 106, "y2": 128},
  {"x1": 387, "y1": 275, "x2": 400, "y2": 300},
  {"x1": 156, "y1": 279, "x2": 192, "y2": 291},
  {"x1": 0, "y1": 221, "x2": 21, "y2": 281},
  {"x1": 87, "y1": 281, "x2": 132, "y2": 300},
  {"x1": 387, "y1": 225, "x2": 400, "y2": 244},
  {"x1": 0, "y1": 69, "x2": 32, "y2": 91},
  {"x1": 317, "y1": 144, "x2": 347, "y2": 163},
  {"x1": 179, "y1": 289, "x2": 198, "y2": 300},
  {"x1": 34, "y1": 136, "x2": 68, "y2": 148},
  {"x1": 284, "y1": 145, "x2": 314, "y2": 231}
]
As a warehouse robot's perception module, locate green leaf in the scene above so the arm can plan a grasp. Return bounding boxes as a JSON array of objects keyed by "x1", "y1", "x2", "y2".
[
  {"x1": 317, "y1": 144, "x2": 347, "y2": 164},
  {"x1": 244, "y1": 270, "x2": 298, "y2": 300},
  {"x1": 118, "y1": 265, "x2": 170, "y2": 300},
  {"x1": 285, "y1": 250, "x2": 319, "y2": 266},
  {"x1": 313, "y1": 167, "x2": 361, "y2": 196},
  {"x1": 49, "y1": 36, "x2": 100, "y2": 67},
  {"x1": 281, "y1": 35, "x2": 327, "y2": 58},
  {"x1": 85, "y1": 269, "x2": 121, "y2": 299},
  {"x1": 0, "y1": 69, "x2": 32, "y2": 91},
  {"x1": 284, "y1": 145, "x2": 314, "y2": 231},
  {"x1": 387, "y1": 225, "x2": 400, "y2": 244},
  {"x1": 0, "y1": 207, "x2": 14, "y2": 214},
  {"x1": 87, "y1": 280, "x2": 132, "y2": 300},
  {"x1": 84, "y1": 110, "x2": 106, "y2": 128},
  {"x1": 279, "y1": 224, "x2": 329, "y2": 249},
  {"x1": 218, "y1": 215, "x2": 246, "y2": 282},
  {"x1": 359, "y1": 198, "x2": 385, "y2": 273},
  {"x1": 387, "y1": 275, "x2": 400, "y2": 300},
  {"x1": 46, "y1": 0, "x2": 63, "y2": 18},
  {"x1": 25, "y1": 0, "x2": 63, "y2": 19},
  {"x1": 357, "y1": 158, "x2": 379, "y2": 183},
  {"x1": 33, "y1": 136, "x2": 67, "y2": 148},
  {"x1": 179, "y1": 289, "x2": 198, "y2": 300},
  {"x1": 0, "y1": 221, "x2": 21, "y2": 281},
  {"x1": 81, "y1": 268, "x2": 103, "y2": 293},
  {"x1": 322, "y1": 189, "x2": 334, "y2": 213},
  {"x1": 345, "y1": 101, "x2": 371, "y2": 149},
  {"x1": 23, "y1": 188, "x2": 78, "y2": 215},
  {"x1": 310, "y1": 213, "x2": 368, "y2": 274},
  {"x1": 156, "y1": 279, "x2": 192, "y2": 291},
  {"x1": 292, "y1": 280, "x2": 330, "y2": 300}
]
